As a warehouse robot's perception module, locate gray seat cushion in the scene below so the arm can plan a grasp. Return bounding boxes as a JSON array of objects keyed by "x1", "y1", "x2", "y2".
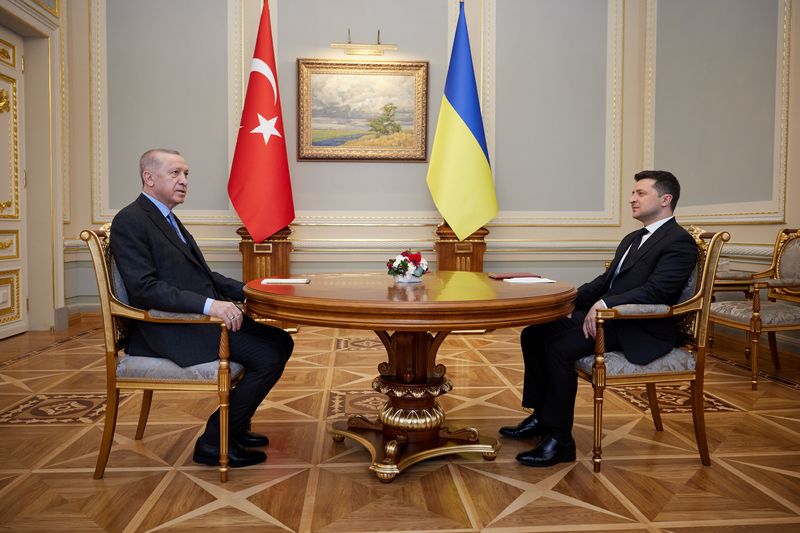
[
  {"x1": 711, "y1": 300, "x2": 800, "y2": 326},
  {"x1": 575, "y1": 348, "x2": 696, "y2": 376},
  {"x1": 117, "y1": 354, "x2": 244, "y2": 382}
]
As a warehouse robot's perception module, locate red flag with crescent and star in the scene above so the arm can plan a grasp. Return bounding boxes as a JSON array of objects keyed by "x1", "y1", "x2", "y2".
[{"x1": 227, "y1": 3, "x2": 295, "y2": 243}]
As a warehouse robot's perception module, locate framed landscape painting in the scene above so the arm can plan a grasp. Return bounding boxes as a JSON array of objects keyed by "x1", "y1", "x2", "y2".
[{"x1": 297, "y1": 59, "x2": 428, "y2": 161}]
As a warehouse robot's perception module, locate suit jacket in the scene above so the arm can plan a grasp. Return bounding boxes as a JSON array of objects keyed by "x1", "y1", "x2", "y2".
[
  {"x1": 110, "y1": 194, "x2": 244, "y2": 366},
  {"x1": 574, "y1": 218, "x2": 698, "y2": 364}
]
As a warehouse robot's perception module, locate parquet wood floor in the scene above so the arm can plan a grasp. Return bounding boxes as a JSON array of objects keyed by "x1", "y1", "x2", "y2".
[{"x1": 1, "y1": 319, "x2": 799, "y2": 532}]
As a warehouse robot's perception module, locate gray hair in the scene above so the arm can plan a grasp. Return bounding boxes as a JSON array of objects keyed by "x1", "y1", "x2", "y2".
[{"x1": 139, "y1": 148, "x2": 181, "y2": 185}]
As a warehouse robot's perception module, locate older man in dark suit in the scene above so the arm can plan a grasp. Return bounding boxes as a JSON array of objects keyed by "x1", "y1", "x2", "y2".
[
  {"x1": 500, "y1": 170, "x2": 698, "y2": 467},
  {"x1": 111, "y1": 148, "x2": 293, "y2": 468}
]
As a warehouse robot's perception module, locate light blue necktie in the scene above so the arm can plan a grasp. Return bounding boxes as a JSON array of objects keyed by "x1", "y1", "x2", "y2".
[{"x1": 166, "y1": 212, "x2": 187, "y2": 244}]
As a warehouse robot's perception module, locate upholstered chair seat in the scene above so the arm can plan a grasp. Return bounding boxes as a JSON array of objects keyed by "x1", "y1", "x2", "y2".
[
  {"x1": 116, "y1": 355, "x2": 244, "y2": 382},
  {"x1": 575, "y1": 347, "x2": 696, "y2": 377}
]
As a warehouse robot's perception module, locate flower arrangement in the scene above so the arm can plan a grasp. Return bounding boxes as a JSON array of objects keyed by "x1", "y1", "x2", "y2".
[{"x1": 387, "y1": 250, "x2": 429, "y2": 281}]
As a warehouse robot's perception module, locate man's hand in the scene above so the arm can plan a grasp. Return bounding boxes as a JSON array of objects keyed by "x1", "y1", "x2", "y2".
[
  {"x1": 582, "y1": 300, "x2": 607, "y2": 339},
  {"x1": 209, "y1": 300, "x2": 243, "y2": 331}
]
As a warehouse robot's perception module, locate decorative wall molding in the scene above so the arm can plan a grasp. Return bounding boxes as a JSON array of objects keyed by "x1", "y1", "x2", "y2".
[
  {"x1": 644, "y1": 0, "x2": 791, "y2": 224},
  {"x1": 5, "y1": 0, "x2": 59, "y2": 30},
  {"x1": 491, "y1": 0, "x2": 623, "y2": 226},
  {"x1": 60, "y1": 5, "x2": 69, "y2": 222},
  {"x1": 0, "y1": 38, "x2": 15, "y2": 68},
  {"x1": 0, "y1": 269, "x2": 20, "y2": 324},
  {"x1": 0, "y1": 230, "x2": 19, "y2": 259},
  {"x1": 90, "y1": 0, "x2": 244, "y2": 224},
  {"x1": 0, "y1": 73, "x2": 19, "y2": 220},
  {"x1": 30, "y1": 0, "x2": 59, "y2": 19}
]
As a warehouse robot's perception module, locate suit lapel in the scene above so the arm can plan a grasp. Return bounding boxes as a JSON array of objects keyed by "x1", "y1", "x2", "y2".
[
  {"x1": 618, "y1": 218, "x2": 677, "y2": 275},
  {"x1": 607, "y1": 231, "x2": 639, "y2": 281},
  {"x1": 136, "y1": 195, "x2": 202, "y2": 266}
]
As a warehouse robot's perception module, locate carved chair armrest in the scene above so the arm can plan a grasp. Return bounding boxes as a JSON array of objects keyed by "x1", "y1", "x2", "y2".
[
  {"x1": 596, "y1": 304, "x2": 673, "y2": 321},
  {"x1": 765, "y1": 278, "x2": 800, "y2": 289},
  {"x1": 715, "y1": 270, "x2": 755, "y2": 281},
  {"x1": 593, "y1": 304, "x2": 679, "y2": 370},
  {"x1": 147, "y1": 309, "x2": 212, "y2": 321},
  {"x1": 109, "y1": 304, "x2": 229, "y2": 361}
]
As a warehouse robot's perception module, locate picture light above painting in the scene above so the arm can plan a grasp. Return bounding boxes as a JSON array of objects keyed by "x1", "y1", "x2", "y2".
[{"x1": 297, "y1": 59, "x2": 428, "y2": 161}]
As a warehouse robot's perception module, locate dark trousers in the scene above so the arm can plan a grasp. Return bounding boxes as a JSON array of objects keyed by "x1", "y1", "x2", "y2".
[
  {"x1": 520, "y1": 310, "x2": 621, "y2": 437},
  {"x1": 200, "y1": 316, "x2": 293, "y2": 444}
]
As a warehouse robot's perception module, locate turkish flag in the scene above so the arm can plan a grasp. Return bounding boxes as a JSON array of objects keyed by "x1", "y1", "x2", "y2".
[{"x1": 228, "y1": 3, "x2": 295, "y2": 243}]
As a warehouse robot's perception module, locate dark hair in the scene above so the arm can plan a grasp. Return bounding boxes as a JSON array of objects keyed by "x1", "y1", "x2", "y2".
[{"x1": 634, "y1": 170, "x2": 680, "y2": 210}]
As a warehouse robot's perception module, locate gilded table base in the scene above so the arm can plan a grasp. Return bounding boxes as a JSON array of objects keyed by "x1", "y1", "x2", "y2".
[{"x1": 330, "y1": 416, "x2": 500, "y2": 483}]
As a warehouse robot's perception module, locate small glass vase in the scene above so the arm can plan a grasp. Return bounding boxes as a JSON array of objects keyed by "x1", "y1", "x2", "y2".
[{"x1": 393, "y1": 273, "x2": 423, "y2": 283}]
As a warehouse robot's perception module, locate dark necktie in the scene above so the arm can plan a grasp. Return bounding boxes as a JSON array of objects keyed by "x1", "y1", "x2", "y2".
[
  {"x1": 611, "y1": 227, "x2": 649, "y2": 285},
  {"x1": 621, "y1": 227, "x2": 649, "y2": 269},
  {"x1": 167, "y1": 212, "x2": 187, "y2": 244}
]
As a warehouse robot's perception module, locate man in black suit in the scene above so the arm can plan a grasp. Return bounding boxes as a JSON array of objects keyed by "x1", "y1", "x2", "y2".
[
  {"x1": 111, "y1": 148, "x2": 294, "y2": 468},
  {"x1": 500, "y1": 170, "x2": 698, "y2": 467}
]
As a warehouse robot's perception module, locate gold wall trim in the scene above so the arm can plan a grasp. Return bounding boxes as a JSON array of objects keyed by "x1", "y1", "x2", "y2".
[
  {"x1": 31, "y1": 0, "x2": 60, "y2": 18},
  {"x1": 0, "y1": 73, "x2": 19, "y2": 220},
  {"x1": 0, "y1": 230, "x2": 19, "y2": 259},
  {"x1": 0, "y1": 89, "x2": 10, "y2": 113},
  {"x1": 60, "y1": 7, "x2": 70, "y2": 223},
  {"x1": 0, "y1": 269, "x2": 20, "y2": 323},
  {"x1": 0, "y1": 39, "x2": 15, "y2": 68}
]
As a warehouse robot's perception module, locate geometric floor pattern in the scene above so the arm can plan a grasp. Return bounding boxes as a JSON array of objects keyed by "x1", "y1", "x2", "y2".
[{"x1": 1, "y1": 321, "x2": 799, "y2": 532}]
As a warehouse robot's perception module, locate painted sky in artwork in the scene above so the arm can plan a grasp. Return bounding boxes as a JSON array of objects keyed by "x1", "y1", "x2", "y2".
[{"x1": 311, "y1": 73, "x2": 414, "y2": 130}]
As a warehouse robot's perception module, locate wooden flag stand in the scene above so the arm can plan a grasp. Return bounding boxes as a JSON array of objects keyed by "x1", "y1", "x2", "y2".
[
  {"x1": 434, "y1": 222, "x2": 489, "y2": 272},
  {"x1": 434, "y1": 222, "x2": 490, "y2": 333},
  {"x1": 237, "y1": 226, "x2": 297, "y2": 332}
]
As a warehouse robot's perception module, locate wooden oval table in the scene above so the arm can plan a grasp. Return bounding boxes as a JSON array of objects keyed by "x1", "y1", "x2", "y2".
[{"x1": 245, "y1": 271, "x2": 576, "y2": 482}]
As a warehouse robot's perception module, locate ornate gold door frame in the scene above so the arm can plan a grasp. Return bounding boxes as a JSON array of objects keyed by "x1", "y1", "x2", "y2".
[{"x1": 0, "y1": 26, "x2": 26, "y2": 339}]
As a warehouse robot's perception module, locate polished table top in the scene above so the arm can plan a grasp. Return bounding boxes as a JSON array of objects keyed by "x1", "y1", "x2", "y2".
[
  {"x1": 245, "y1": 271, "x2": 576, "y2": 331},
  {"x1": 246, "y1": 271, "x2": 576, "y2": 481}
]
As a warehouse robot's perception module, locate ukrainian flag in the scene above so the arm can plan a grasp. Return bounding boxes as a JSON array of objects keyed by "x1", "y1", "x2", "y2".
[{"x1": 427, "y1": 0, "x2": 498, "y2": 242}]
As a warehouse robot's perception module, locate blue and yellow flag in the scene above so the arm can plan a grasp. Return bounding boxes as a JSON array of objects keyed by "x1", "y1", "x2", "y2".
[{"x1": 426, "y1": 1, "x2": 498, "y2": 241}]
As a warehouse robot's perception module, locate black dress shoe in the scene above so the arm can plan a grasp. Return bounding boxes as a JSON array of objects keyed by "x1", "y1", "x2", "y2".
[
  {"x1": 515, "y1": 435, "x2": 576, "y2": 467},
  {"x1": 499, "y1": 413, "x2": 547, "y2": 440},
  {"x1": 232, "y1": 430, "x2": 269, "y2": 448},
  {"x1": 193, "y1": 440, "x2": 267, "y2": 468}
]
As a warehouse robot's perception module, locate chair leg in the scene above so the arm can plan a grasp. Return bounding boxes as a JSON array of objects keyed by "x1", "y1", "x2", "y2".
[
  {"x1": 690, "y1": 380, "x2": 711, "y2": 466},
  {"x1": 768, "y1": 332, "x2": 781, "y2": 370},
  {"x1": 219, "y1": 394, "x2": 229, "y2": 483},
  {"x1": 135, "y1": 390, "x2": 153, "y2": 440},
  {"x1": 750, "y1": 330, "x2": 760, "y2": 391},
  {"x1": 744, "y1": 331, "x2": 751, "y2": 361},
  {"x1": 646, "y1": 383, "x2": 663, "y2": 431},
  {"x1": 707, "y1": 322, "x2": 715, "y2": 349},
  {"x1": 94, "y1": 388, "x2": 120, "y2": 479},
  {"x1": 592, "y1": 383, "x2": 605, "y2": 473}
]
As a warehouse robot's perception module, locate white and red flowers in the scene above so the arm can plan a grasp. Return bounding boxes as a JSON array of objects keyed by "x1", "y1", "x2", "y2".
[{"x1": 386, "y1": 250, "x2": 429, "y2": 278}]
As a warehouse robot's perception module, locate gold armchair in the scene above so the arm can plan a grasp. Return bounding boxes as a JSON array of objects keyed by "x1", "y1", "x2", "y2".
[
  {"x1": 709, "y1": 228, "x2": 800, "y2": 390},
  {"x1": 81, "y1": 226, "x2": 244, "y2": 482},
  {"x1": 575, "y1": 229, "x2": 729, "y2": 472}
]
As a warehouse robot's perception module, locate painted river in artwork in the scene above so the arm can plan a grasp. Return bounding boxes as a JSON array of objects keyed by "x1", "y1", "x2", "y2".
[{"x1": 312, "y1": 133, "x2": 369, "y2": 146}]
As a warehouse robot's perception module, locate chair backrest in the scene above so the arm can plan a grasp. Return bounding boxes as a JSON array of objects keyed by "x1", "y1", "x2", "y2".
[
  {"x1": 80, "y1": 225, "x2": 132, "y2": 360},
  {"x1": 771, "y1": 228, "x2": 800, "y2": 304},
  {"x1": 674, "y1": 229, "x2": 730, "y2": 350}
]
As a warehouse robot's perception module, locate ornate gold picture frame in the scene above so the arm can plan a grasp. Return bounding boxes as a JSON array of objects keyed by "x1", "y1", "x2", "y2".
[{"x1": 297, "y1": 59, "x2": 428, "y2": 161}]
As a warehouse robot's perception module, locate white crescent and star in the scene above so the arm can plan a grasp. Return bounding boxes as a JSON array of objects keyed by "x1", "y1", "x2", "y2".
[
  {"x1": 250, "y1": 58, "x2": 277, "y2": 105},
  {"x1": 247, "y1": 57, "x2": 281, "y2": 145}
]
